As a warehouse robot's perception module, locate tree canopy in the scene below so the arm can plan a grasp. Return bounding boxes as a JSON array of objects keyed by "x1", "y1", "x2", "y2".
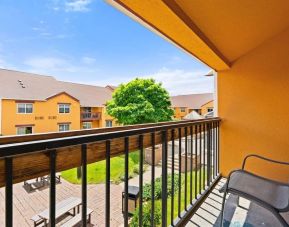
[{"x1": 106, "y1": 78, "x2": 174, "y2": 125}]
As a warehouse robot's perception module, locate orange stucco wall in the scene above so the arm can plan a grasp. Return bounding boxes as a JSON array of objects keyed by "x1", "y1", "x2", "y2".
[
  {"x1": 218, "y1": 28, "x2": 289, "y2": 182},
  {"x1": 1, "y1": 98, "x2": 117, "y2": 135},
  {"x1": 1, "y1": 93, "x2": 80, "y2": 135},
  {"x1": 173, "y1": 107, "x2": 188, "y2": 120},
  {"x1": 82, "y1": 106, "x2": 117, "y2": 128},
  {"x1": 100, "y1": 107, "x2": 117, "y2": 127},
  {"x1": 201, "y1": 100, "x2": 214, "y2": 115}
]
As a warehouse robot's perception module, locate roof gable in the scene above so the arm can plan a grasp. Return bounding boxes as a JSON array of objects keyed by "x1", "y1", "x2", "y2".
[
  {"x1": 171, "y1": 93, "x2": 213, "y2": 109},
  {"x1": 46, "y1": 92, "x2": 79, "y2": 102}
]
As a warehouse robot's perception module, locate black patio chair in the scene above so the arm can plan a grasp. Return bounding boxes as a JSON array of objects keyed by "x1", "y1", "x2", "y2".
[{"x1": 220, "y1": 154, "x2": 289, "y2": 227}]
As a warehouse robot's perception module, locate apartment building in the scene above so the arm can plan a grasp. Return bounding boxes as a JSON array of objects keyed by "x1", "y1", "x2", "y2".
[
  {"x1": 0, "y1": 69, "x2": 116, "y2": 136},
  {"x1": 171, "y1": 93, "x2": 214, "y2": 119}
]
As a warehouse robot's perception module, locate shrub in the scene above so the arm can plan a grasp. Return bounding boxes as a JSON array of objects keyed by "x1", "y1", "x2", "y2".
[
  {"x1": 129, "y1": 151, "x2": 140, "y2": 164},
  {"x1": 133, "y1": 166, "x2": 139, "y2": 174},
  {"x1": 143, "y1": 174, "x2": 179, "y2": 201},
  {"x1": 130, "y1": 202, "x2": 161, "y2": 227}
]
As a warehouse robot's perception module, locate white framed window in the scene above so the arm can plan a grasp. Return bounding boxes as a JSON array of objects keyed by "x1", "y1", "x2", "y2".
[
  {"x1": 106, "y1": 120, "x2": 113, "y2": 127},
  {"x1": 180, "y1": 107, "x2": 186, "y2": 112},
  {"x1": 82, "y1": 122, "x2": 92, "y2": 129},
  {"x1": 58, "y1": 104, "x2": 70, "y2": 114},
  {"x1": 207, "y1": 107, "x2": 214, "y2": 112},
  {"x1": 59, "y1": 123, "x2": 70, "y2": 132},
  {"x1": 16, "y1": 126, "x2": 33, "y2": 135},
  {"x1": 17, "y1": 103, "x2": 33, "y2": 114}
]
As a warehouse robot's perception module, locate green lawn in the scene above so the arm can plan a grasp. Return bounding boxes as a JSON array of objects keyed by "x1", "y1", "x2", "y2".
[{"x1": 62, "y1": 151, "x2": 141, "y2": 184}]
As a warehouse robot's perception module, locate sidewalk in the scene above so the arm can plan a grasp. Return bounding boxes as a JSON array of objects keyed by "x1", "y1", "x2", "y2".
[{"x1": 120, "y1": 166, "x2": 163, "y2": 189}]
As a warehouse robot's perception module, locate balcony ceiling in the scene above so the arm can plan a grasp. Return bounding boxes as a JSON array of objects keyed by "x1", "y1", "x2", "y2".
[{"x1": 108, "y1": 0, "x2": 289, "y2": 71}]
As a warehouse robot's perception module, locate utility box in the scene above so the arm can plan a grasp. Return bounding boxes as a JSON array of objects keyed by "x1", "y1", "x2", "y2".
[{"x1": 122, "y1": 185, "x2": 139, "y2": 214}]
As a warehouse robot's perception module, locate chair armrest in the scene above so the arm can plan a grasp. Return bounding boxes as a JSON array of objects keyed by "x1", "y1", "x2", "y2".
[{"x1": 242, "y1": 154, "x2": 289, "y2": 170}]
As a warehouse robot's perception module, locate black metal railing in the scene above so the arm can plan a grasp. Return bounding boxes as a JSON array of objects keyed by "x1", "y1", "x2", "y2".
[
  {"x1": 0, "y1": 118, "x2": 220, "y2": 227},
  {"x1": 81, "y1": 112, "x2": 101, "y2": 121}
]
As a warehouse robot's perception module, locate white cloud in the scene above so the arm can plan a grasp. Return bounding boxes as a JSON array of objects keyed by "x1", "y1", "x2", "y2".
[
  {"x1": 24, "y1": 56, "x2": 99, "y2": 75},
  {"x1": 56, "y1": 34, "x2": 71, "y2": 39},
  {"x1": 32, "y1": 27, "x2": 43, "y2": 32},
  {"x1": 22, "y1": 56, "x2": 213, "y2": 96},
  {"x1": 85, "y1": 67, "x2": 214, "y2": 96},
  {"x1": 82, "y1": 56, "x2": 96, "y2": 64},
  {"x1": 40, "y1": 32, "x2": 52, "y2": 37},
  {"x1": 65, "y1": 0, "x2": 92, "y2": 12},
  {"x1": 140, "y1": 67, "x2": 214, "y2": 95},
  {"x1": 25, "y1": 57, "x2": 67, "y2": 71},
  {"x1": 32, "y1": 24, "x2": 70, "y2": 40},
  {"x1": 50, "y1": 0, "x2": 93, "y2": 12}
]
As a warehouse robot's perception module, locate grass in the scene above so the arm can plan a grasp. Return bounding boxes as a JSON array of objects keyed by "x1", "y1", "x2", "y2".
[{"x1": 61, "y1": 151, "x2": 141, "y2": 184}]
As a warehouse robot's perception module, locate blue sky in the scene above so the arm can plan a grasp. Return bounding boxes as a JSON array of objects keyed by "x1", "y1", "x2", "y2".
[{"x1": 0, "y1": 0, "x2": 213, "y2": 95}]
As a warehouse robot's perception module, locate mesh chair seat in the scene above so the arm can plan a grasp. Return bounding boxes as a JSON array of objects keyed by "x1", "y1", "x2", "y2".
[{"x1": 228, "y1": 170, "x2": 289, "y2": 212}]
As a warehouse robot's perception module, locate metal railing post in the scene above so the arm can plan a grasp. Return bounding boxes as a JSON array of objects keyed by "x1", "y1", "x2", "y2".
[{"x1": 161, "y1": 130, "x2": 168, "y2": 227}]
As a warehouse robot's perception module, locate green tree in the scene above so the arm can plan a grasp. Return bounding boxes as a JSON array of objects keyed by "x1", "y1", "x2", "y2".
[{"x1": 106, "y1": 78, "x2": 174, "y2": 125}]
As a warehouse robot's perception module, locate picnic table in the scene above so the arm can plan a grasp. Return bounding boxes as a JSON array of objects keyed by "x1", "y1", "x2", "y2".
[
  {"x1": 24, "y1": 173, "x2": 61, "y2": 192},
  {"x1": 32, "y1": 197, "x2": 81, "y2": 226},
  {"x1": 32, "y1": 196, "x2": 93, "y2": 226}
]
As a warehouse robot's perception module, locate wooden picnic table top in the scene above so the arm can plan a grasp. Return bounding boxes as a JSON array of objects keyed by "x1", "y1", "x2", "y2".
[{"x1": 38, "y1": 197, "x2": 81, "y2": 221}]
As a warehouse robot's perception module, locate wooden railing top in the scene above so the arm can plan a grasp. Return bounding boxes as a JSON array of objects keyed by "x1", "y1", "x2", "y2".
[{"x1": 0, "y1": 117, "x2": 220, "y2": 186}]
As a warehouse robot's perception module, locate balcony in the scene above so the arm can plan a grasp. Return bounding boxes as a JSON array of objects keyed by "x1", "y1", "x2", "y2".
[
  {"x1": 0, "y1": 118, "x2": 220, "y2": 226},
  {"x1": 80, "y1": 112, "x2": 101, "y2": 121}
]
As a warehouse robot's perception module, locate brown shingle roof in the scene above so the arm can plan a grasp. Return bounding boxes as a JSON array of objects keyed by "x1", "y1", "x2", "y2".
[
  {"x1": 0, "y1": 69, "x2": 113, "y2": 107},
  {"x1": 105, "y1": 85, "x2": 118, "y2": 91},
  {"x1": 170, "y1": 93, "x2": 213, "y2": 109},
  {"x1": 58, "y1": 81, "x2": 113, "y2": 107}
]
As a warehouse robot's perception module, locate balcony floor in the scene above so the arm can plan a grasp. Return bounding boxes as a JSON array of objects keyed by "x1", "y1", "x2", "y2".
[{"x1": 186, "y1": 178, "x2": 287, "y2": 227}]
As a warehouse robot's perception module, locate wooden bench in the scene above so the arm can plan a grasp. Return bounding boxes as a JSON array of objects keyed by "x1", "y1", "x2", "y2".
[
  {"x1": 61, "y1": 208, "x2": 93, "y2": 227},
  {"x1": 31, "y1": 214, "x2": 45, "y2": 227}
]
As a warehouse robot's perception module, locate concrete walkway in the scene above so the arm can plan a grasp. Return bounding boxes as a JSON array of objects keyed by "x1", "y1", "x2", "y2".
[{"x1": 120, "y1": 166, "x2": 162, "y2": 188}]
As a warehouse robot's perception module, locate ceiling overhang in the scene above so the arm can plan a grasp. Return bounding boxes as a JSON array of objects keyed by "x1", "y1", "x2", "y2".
[
  {"x1": 107, "y1": 0, "x2": 230, "y2": 71},
  {"x1": 107, "y1": 0, "x2": 289, "y2": 72}
]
